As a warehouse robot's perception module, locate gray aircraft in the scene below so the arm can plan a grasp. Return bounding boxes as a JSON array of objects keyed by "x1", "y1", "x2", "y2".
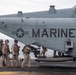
[{"x1": 0, "y1": 5, "x2": 76, "y2": 58}]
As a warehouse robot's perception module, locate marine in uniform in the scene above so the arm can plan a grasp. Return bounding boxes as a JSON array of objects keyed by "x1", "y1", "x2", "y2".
[
  {"x1": 53, "y1": 50, "x2": 57, "y2": 58},
  {"x1": 0, "y1": 39, "x2": 3, "y2": 57},
  {"x1": 39, "y1": 47, "x2": 47, "y2": 57},
  {"x1": 0, "y1": 39, "x2": 4, "y2": 67},
  {"x1": 11, "y1": 40, "x2": 20, "y2": 67},
  {"x1": 2, "y1": 39, "x2": 10, "y2": 67},
  {"x1": 21, "y1": 45, "x2": 31, "y2": 68},
  {"x1": 58, "y1": 52, "x2": 65, "y2": 57},
  {"x1": 58, "y1": 52, "x2": 61, "y2": 58}
]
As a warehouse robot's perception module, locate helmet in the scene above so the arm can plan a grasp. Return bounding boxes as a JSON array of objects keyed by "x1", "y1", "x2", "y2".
[
  {"x1": 26, "y1": 45, "x2": 30, "y2": 47},
  {"x1": 14, "y1": 39, "x2": 18, "y2": 43},
  {"x1": 0, "y1": 39, "x2": 3, "y2": 43},
  {"x1": 5, "y1": 39, "x2": 9, "y2": 43}
]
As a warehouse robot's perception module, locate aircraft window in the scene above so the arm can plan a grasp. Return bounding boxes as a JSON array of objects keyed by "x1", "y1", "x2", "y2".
[
  {"x1": 65, "y1": 41, "x2": 73, "y2": 53},
  {"x1": 67, "y1": 42, "x2": 71, "y2": 46},
  {"x1": 68, "y1": 48, "x2": 73, "y2": 51}
]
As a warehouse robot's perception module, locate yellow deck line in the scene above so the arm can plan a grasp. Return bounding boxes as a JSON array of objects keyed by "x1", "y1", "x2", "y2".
[
  {"x1": 0, "y1": 72, "x2": 32, "y2": 74},
  {"x1": 0, "y1": 72, "x2": 17, "y2": 74}
]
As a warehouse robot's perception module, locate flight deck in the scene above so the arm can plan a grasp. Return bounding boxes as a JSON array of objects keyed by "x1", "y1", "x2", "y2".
[{"x1": 0, "y1": 57, "x2": 76, "y2": 71}]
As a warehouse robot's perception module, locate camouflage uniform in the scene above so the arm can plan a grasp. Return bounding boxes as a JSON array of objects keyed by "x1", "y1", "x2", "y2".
[
  {"x1": 53, "y1": 51, "x2": 57, "y2": 57},
  {"x1": 0, "y1": 39, "x2": 3, "y2": 57},
  {"x1": 0, "y1": 39, "x2": 4, "y2": 67},
  {"x1": 11, "y1": 40, "x2": 20, "y2": 67},
  {"x1": 39, "y1": 47, "x2": 47, "y2": 57},
  {"x1": 21, "y1": 45, "x2": 31, "y2": 68},
  {"x1": 58, "y1": 52, "x2": 61, "y2": 57},
  {"x1": 2, "y1": 40, "x2": 10, "y2": 67}
]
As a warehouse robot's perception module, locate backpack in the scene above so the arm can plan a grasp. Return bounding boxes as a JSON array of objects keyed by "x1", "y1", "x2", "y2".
[{"x1": 13, "y1": 44, "x2": 19, "y2": 53}]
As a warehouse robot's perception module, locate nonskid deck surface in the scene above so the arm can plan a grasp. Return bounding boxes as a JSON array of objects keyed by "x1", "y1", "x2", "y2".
[
  {"x1": 0, "y1": 57, "x2": 76, "y2": 71},
  {"x1": 0, "y1": 71, "x2": 76, "y2": 75},
  {"x1": 0, "y1": 66, "x2": 76, "y2": 75}
]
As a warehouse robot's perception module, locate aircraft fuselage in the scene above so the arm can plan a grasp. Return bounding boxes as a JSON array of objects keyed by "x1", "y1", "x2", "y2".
[{"x1": 0, "y1": 18, "x2": 76, "y2": 57}]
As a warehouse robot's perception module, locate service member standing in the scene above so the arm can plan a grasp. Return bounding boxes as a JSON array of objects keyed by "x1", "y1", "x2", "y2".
[
  {"x1": 21, "y1": 45, "x2": 31, "y2": 68},
  {"x1": 53, "y1": 51, "x2": 57, "y2": 58},
  {"x1": 2, "y1": 39, "x2": 10, "y2": 67},
  {"x1": 39, "y1": 47, "x2": 47, "y2": 57},
  {"x1": 0, "y1": 39, "x2": 4, "y2": 67},
  {"x1": 0, "y1": 39, "x2": 3, "y2": 57},
  {"x1": 58, "y1": 52, "x2": 61, "y2": 58},
  {"x1": 11, "y1": 40, "x2": 20, "y2": 67}
]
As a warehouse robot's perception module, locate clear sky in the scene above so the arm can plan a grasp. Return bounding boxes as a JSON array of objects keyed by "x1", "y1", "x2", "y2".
[
  {"x1": 0, "y1": 0, "x2": 76, "y2": 39},
  {"x1": 0, "y1": 0, "x2": 76, "y2": 15}
]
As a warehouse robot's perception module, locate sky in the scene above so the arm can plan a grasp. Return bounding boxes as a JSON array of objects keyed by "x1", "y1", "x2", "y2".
[
  {"x1": 0, "y1": 0, "x2": 76, "y2": 15},
  {"x1": 0, "y1": 0, "x2": 76, "y2": 39}
]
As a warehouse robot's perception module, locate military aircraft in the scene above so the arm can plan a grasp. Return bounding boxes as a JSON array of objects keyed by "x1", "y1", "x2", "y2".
[{"x1": 0, "y1": 5, "x2": 76, "y2": 58}]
